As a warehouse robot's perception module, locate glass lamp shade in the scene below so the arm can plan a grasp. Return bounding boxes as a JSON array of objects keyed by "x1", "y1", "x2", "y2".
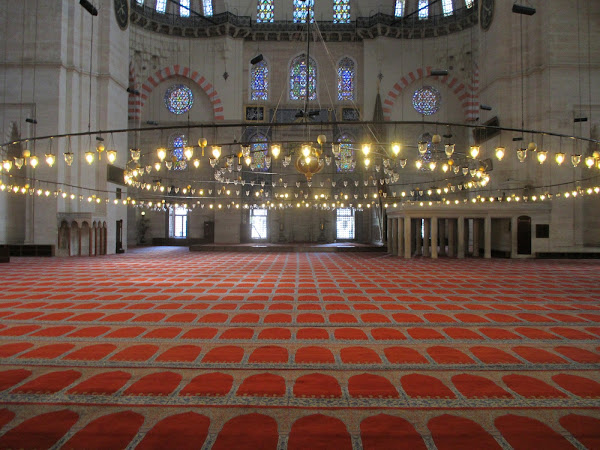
[
  {"x1": 157, "y1": 148, "x2": 167, "y2": 161},
  {"x1": 415, "y1": 160, "x2": 423, "y2": 169},
  {"x1": 585, "y1": 156, "x2": 595, "y2": 168},
  {"x1": 571, "y1": 154, "x2": 581, "y2": 167},
  {"x1": 495, "y1": 147, "x2": 505, "y2": 160},
  {"x1": 399, "y1": 159, "x2": 407, "y2": 168},
  {"x1": 14, "y1": 157, "x2": 24, "y2": 169},
  {"x1": 469, "y1": 146, "x2": 480, "y2": 158},
  {"x1": 391, "y1": 142, "x2": 401, "y2": 156},
  {"x1": 555, "y1": 152, "x2": 565, "y2": 165},
  {"x1": 271, "y1": 144, "x2": 281, "y2": 158},
  {"x1": 517, "y1": 148, "x2": 527, "y2": 162},
  {"x1": 85, "y1": 151, "x2": 94, "y2": 165},
  {"x1": 3, "y1": 160, "x2": 13, "y2": 171},
  {"x1": 361, "y1": 144, "x2": 371, "y2": 156},
  {"x1": 107, "y1": 150, "x2": 117, "y2": 164},
  {"x1": 154, "y1": 162, "x2": 161, "y2": 171},
  {"x1": 444, "y1": 143, "x2": 455, "y2": 157},
  {"x1": 130, "y1": 148, "x2": 141, "y2": 162},
  {"x1": 184, "y1": 146, "x2": 194, "y2": 160},
  {"x1": 165, "y1": 161, "x2": 173, "y2": 170},
  {"x1": 462, "y1": 166, "x2": 469, "y2": 175},
  {"x1": 193, "y1": 159, "x2": 200, "y2": 168},
  {"x1": 537, "y1": 150, "x2": 547, "y2": 164},
  {"x1": 417, "y1": 141, "x2": 428, "y2": 155},
  {"x1": 302, "y1": 144, "x2": 311, "y2": 158},
  {"x1": 29, "y1": 156, "x2": 39, "y2": 168},
  {"x1": 45, "y1": 154, "x2": 56, "y2": 167},
  {"x1": 63, "y1": 152, "x2": 74, "y2": 166},
  {"x1": 211, "y1": 146, "x2": 221, "y2": 159}
]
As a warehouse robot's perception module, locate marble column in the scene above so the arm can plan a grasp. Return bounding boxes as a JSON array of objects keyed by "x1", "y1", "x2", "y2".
[
  {"x1": 397, "y1": 218, "x2": 404, "y2": 257},
  {"x1": 423, "y1": 218, "x2": 430, "y2": 257},
  {"x1": 448, "y1": 219, "x2": 456, "y2": 257},
  {"x1": 473, "y1": 219, "x2": 481, "y2": 257},
  {"x1": 404, "y1": 217, "x2": 412, "y2": 258},
  {"x1": 431, "y1": 217, "x2": 438, "y2": 259},
  {"x1": 457, "y1": 217, "x2": 465, "y2": 259},
  {"x1": 392, "y1": 218, "x2": 399, "y2": 256},
  {"x1": 484, "y1": 216, "x2": 492, "y2": 259}
]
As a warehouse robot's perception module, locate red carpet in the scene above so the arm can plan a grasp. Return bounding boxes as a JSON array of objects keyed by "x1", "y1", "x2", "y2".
[{"x1": 0, "y1": 247, "x2": 599, "y2": 448}]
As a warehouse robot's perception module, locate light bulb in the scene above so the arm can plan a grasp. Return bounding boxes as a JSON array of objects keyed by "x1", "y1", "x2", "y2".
[
  {"x1": 469, "y1": 146, "x2": 480, "y2": 158},
  {"x1": 184, "y1": 146, "x2": 194, "y2": 160},
  {"x1": 302, "y1": 144, "x2": 311, "y2": 158},
  {"x1": 154, "y1": 162, "x2": 161, "y2": 171},
  {"x1": 537, "y1": 150, "x2": 547, "y2": 164},
  {"x1": 193, "y1": 159, "x2": 200, "y2": 168},
  {"x1": 45, "y1": 154, "x2": 56, "y2": 167},
  {"x1": 555, "y1": 152, "x2": 565, "y2": 165},
  {"x1": 362, "y1": 144, "x2": 371, "y2": 156},
  {"x1": 495, "y1": 147, "x2": 505, "y2": 160},
  {"x1": 245, "y1": 156, "x2": 251, "y2": 166},
  {"x1": 585, "y1": 156, "x2": 595, "y2": 168},
  {"x1": 416, "y1": 160, "x2": 422, "y2": 169},
  {"x1": 157, "y1": 147, "x2": 167, "y2": 161},
  {"x1": 429, "y1": 161, "x2": 436, "y2": 171},
  {"x1": 211, "y1": 146, "x2": 221, "y2": 159},
  {"x1": 364, "y1": 158, "x2": 370, "y2": 167},
  {"x1": 271, "y1": 144, "x2": 280, "y2": 158},
  {"x1": 2, "y1": 160, "x2": 13, "y2": 171},
  {"x1": 85, "y1": 151, "x2": 95, "y2": 164},
  {"x1": 29, "y1": 156, "x2": 39, "y2": 168},
  {"x1": 391, "y1": 142, "x2": 401, "y2": 156},
  {"x1": 107, "y1": 150, "x2": 117, "y2": 164}
]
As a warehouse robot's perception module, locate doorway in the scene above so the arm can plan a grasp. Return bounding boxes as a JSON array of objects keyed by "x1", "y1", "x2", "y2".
[{"x1": 517, "y1": 216, "x2": 532, "y2": 255}]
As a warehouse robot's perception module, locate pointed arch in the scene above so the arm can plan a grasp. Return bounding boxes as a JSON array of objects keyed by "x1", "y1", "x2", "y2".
[
  {"x1": 250, "y1": 58, "x2": 269, "y2": 101},
  {"x1": 140, "y1": 65, "x2": 224, "y2": 120},
  {"x1": 337, "y1": 57, "x2": 356, "y2": 101},
  {"x1": 382, "y1": 66, "x2": 480, "y2": 122},
  {"x1": 290, "y1": 54, "x2": 317, "y2": 101}
]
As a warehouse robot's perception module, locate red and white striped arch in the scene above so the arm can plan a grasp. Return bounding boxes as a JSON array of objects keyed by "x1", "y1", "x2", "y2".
[
  {"x1": 382, "y1": 66, "x2": 480, "y2": 122},
  {"x1": 138, "y1": 65, "x2": 225, "y2": 121}
]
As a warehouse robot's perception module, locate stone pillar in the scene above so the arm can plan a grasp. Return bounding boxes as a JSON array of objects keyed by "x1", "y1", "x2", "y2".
[
  {"x1": 511, "y1": 216, "x2": 518, "y2": 258},
  {"x1": 448, "y1": 219, "x2": 456, "y2": 257},
  {"x1": 415, "y1": 219, "x2": 422, "y2": 256},
  {"x1": 473, "y1": 219, "x2": 480, "y2": 257},
  {"x1": 439, "y1": 219, "x2": 446, "y2": 256},
  {"x1": 464, "y1": 218, "x2": 470, "y2": 256},
  {"x1": 484, "y1": 216, "x2": 492, "y2": 259},
  {"x1": 397, "y1": 218, "x2": 404, "y2": 257},
  {"x1": 387, "y1": 218, "x2": 393, "y2": 254},
  {"x1": 391, "y1": 218, "x2": 399, "y2": 256},
  {"x1": 404, "y1": 217, "x2": 412, "y2": 259},
  {"x1": 457, "y1": 217, "x2": 465, "y2": 259},
  {"x1": 423, "y1": 218, "x2": 430, "y2": 257},
  {"x1": 431, "y1": 217, "x2": 438, "y2": 259}
]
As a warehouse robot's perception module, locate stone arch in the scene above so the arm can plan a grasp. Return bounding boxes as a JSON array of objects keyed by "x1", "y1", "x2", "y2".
[
  {"x1": 140, "y1": 65, "x2": 224, "y2": 121},
  {"x1": 382, "y1": 65, "x2": 479, "y2": 122},
  {"x1": 70, "y1": 221, "x2": 80, "y2": 257},
  {"x1": 58, "y1": 221, "x2": 70, "y2": 257},
  {"x1": 80, "y1": 222, "x2": 91, "y2": 256}
]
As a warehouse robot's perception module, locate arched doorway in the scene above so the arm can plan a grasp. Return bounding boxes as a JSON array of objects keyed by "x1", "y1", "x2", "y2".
[
  {"x1": 517, "y1": 216, "x2": 532, "y2": 255},
  {"x1": 80, "y1": 222, "x2": 90, "y2": 256}
]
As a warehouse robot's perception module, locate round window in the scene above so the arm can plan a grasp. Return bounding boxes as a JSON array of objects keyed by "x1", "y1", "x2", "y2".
[
  {"x1": 412, "y1": 86, "x2": 441, "y2": 115},
  {"x1": 164, "y1": 84, "x2": 194, "y2": 115}
]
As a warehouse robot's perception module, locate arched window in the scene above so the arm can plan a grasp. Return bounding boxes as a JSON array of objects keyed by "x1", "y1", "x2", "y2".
[
  {"x1": 290, "y1": 55, "x2": 317, "y2": 101},
  {"x1": 156, "y1": 0, "x2": 167, "y2": 13},
  {"x1": 336, "y1": 133, "x2": 355, "y2": 173},
  {"x1": 394, "y1": 0, "x2": 405, "y2": 17},
  {"x1": 333, "y1": 0, "x2": 350, "y2": 23},
  {"x1": 168, "y1": 133, "x2": 188, "y2": 169},
  {"x1": 337, "y1": 57, "x2": 355, "y2": 101},
  {"x1": 251, "y1": 60, "x2": 269, "y2": 100},
  {"x1": 203, "y1": 0, "x2": 213, "y2": 16},
  {"x1": 418, "y1": 0, "x2": 428, "y2": 19},
  {"x1": 441, "y1": 0, "x2": 453, "y2": 16},
  {"x1": 250, "y1": 134, "x2": 269, "y2": 171},
  {"x1": 180, "y1": 0, "x2": 190, "y2": 16},
  {"x1": 257, "y1": 0, "x2": 274, "y2": 22},
  {"x1": 293, "y1": 0, "x2": 314, "y2": 23}
]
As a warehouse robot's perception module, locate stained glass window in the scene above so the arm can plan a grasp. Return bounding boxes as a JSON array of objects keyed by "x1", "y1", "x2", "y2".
[
  {"x1": 441, "y1": 0, "x2": 453, "y2": 16},
  {"x1": 203, "y1": 0, "x2": 213, "y2": 16},
  {"x1": 168, "y1": 133, "x2": 188, "y2": 161},
  {"x1": 336, "y1": 208, "x2": 355, "y2": 239},
  {"x1": 257, "y1": 0, "x2": 274, "y2": 22},
  {"x1": 333, "y1": 0, "x2": 350, "y2": 23},
  {"x1": 180, "y1": 0, "x2": 190, "y2": 16},
  {"x1": 251, "y1": 60, "x2": 269, "y2": 100},
  {"x1": 394, "y1": 0, "x2": 405, "y2": 17},
  {"x1": 413, "y1": 86, "x2": 441, "y2": 115},
  {"x1": 136, "y1": 0, "x2": 144, "y2": 5},
  {"x1": 164, "y1": 85, "x2": 194, "y2": 115},
  {"x1": 290, "y1": 55, "x2": 317, "y2": 101},
  {"x1": 251, "y1": 134, "x2": 269, "y2": 171},
  {"x1": 336, "y1": 134, "x2": 355, "y2": 173},
  {"x1": 418, "y1": 0, "x2": 428, "y2": 19},
  {"x1": 464, "y1": 0, "x2": 474, "y2": 8},
  {"x1": 293, "y1": 0, "x2": 314, "y2": 23},
  {"x1": 337, "y1": 57, "x2": 355, "y2": 101},
  {"x1": 156, "y1": 0, "x2": 166, "y2": 13}
]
